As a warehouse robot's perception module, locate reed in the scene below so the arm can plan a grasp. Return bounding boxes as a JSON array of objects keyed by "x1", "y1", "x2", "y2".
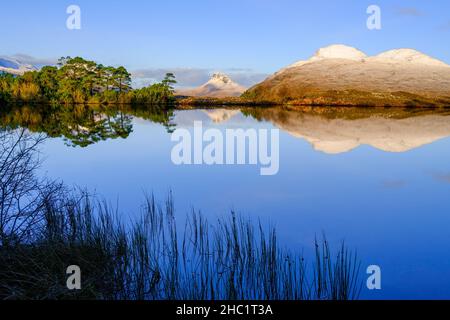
[
  {"x1": 0, "y1": 191, "x2": 361, "y2": 300},
  {"x1": 0, "y1": 130, "x2": 361, "y2": 300}
]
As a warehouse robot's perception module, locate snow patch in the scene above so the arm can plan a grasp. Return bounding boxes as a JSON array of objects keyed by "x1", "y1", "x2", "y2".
[
  {"x1": 371, "y1": 49, "x2": 448, "y2": 67},
  {"x1": 177, "y1": 73, "x2": 246, "y2": 98},
  {"x1": 312, "y1": 44, "x2": 367, "y2": 61}
]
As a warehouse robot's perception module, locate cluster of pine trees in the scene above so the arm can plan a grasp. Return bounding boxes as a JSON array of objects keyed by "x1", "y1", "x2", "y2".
[{"x1": 0, "y1": 57, "x2": 177, "y2": 105}]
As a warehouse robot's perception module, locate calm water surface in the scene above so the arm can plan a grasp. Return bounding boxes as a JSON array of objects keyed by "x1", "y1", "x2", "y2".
[{"x1": 8, "y1": 105, "x2": 450, "y2": 299}]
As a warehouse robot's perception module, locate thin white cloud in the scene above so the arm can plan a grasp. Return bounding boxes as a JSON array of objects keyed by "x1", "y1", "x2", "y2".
[
  {"x1": 132, "y1": 67, "x2": 211, "y2": 88},
  {"x1": 1, "y1": 54, "x2": 269, "y2": 89},
  {"x1": 433, "y1": 173, "x2": 450, "y2": 183},
  {"x1": 132, "y1": 67, "x2": 268, "y2": 89},
  {"x1": 439, "y1": 21, "x2": 450, "y2": 31},
  {"x1": 395, "y1": 7, "x2": 424, "y2": 17}
]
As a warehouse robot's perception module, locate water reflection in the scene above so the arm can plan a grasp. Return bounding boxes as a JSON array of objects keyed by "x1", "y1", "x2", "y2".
[
  {"x1": 4, "y1": 104, "x2": 450, "y2": 299},
  {"x1": 0, "y1": 104, "x2": 174, "y2": 147},
  {"x1": 2, "y1": 104, "x2": 450, "y2": 153},
  {"x1": 241, "y1": 106, "x2": 450, "y2": 154}
]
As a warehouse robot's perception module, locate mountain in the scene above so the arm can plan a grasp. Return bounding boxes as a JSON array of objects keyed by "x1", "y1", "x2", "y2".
[
  {"x1": 244, "y1": 44, "x2": 450, "y2": 106},
  {"x1": 178, "y1": 73, "x2": 246, "y2": 98},
  {"x1": 0, "y1": 57, "x2": 37, "y2": 75}
]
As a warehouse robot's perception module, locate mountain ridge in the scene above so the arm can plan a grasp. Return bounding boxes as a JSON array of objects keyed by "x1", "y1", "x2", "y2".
[
  {"x1": 177, "y1": 73, "x2": 246, "y2": 98},
  {"x1": 245, "y1": 44, "x2": 450, "y2": 107},
  {"x1": 0, "y1": 57, "x2": 37, "y2": 75}
]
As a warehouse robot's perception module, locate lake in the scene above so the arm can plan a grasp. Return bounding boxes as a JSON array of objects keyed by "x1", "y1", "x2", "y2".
[{"x1": 3, "y1": 105, "x2": 450, "y2": 299}]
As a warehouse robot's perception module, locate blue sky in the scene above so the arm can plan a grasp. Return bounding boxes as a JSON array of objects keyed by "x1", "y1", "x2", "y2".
[{"x1": 1, "y1": 0, "x2": 449, "y2": 87}]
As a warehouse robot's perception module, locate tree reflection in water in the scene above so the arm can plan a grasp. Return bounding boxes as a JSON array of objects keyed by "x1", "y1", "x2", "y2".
[{"x1": 0, "y1": 104, "x2": 175, "y2": 147}]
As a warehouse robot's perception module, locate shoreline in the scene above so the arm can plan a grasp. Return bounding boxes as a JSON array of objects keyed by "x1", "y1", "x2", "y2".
[{"x1": 2, "y1": 94, "x2": 450, "y2": 109}]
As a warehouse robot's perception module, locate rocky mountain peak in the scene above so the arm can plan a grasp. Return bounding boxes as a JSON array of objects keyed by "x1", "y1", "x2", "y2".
[{"x1": 210, "y1": 73, "x2": 232, "y2": 84}]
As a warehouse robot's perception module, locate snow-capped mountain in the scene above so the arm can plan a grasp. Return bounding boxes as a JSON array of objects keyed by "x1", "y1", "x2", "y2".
[
  {"x1": 178, "y1": 73, "x2": 246, "y2": 98},
  {"x1": 0, "y1": 57, "x2": 37, "y2": 75},
  {"x1": 280, "y1": 44, "x2": 448, "y2": 72},
  {"x1": 246, "y1": 44, "x2": 450, "y2": 106}
]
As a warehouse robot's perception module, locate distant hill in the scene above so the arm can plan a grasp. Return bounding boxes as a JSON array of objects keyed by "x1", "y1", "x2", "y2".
[
  {"x1": 177, "y1": 73, "x2": 246, "y2": 98},
  {"x1": 0, "y1": 57, "x2": 37, "y2": 75},
  {"x1": 244, "y1": 45, "x2": 450, "y2": 106}
]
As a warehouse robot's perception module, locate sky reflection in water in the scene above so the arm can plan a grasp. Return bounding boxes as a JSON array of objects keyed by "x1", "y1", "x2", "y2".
[{"x1": 19, "y1": 106, "x2": 450, "y2": 300}]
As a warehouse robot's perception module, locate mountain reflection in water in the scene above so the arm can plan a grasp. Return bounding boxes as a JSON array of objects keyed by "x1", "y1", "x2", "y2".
[
  {"x1": 3, "y1": 104, "x2": 450, "y2": 299},
  {"x1": 2, "y1": 105, "x2": 450, "y2": 154}
]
